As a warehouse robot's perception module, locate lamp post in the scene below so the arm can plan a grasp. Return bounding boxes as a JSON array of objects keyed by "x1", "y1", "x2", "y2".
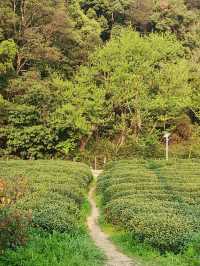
[{"x1": 164, "y1": 132, "x2": 171, "y2": 161}]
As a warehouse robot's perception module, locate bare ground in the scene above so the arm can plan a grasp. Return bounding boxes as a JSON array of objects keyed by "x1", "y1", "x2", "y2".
[{"x1": 87, "y1": 170, "x2": 139, "y2": 266}]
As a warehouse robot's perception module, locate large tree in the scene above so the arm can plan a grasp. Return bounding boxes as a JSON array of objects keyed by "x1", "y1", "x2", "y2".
[
  {"x1": 0, "y1": 0, "x2": 102, "y2": 77},
  {"x1": 71, "y1": 29, "x2": 191, "y2": 146}
]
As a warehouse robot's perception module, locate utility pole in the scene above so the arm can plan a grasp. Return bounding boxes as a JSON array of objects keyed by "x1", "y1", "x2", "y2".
[{"x1": 164, "y1": 132, "x2": 171, "y2": 161}]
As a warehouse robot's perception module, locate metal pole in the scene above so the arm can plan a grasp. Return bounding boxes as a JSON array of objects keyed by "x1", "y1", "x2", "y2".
[
  {"x1": 164, "y1": 132, "x2": 170, "y2": 161},
  {"x1": 166, "y1": 136, "x2": 169, "y2": 161}
]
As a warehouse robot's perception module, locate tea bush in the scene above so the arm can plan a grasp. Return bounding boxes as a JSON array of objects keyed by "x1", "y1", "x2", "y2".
[
  {"x1": 0, "y1": 161, "x2": 105, "y2": 266},
  {"x1": 97, "y1": 159, "x2": 200, "y2": 253},
  {"x1": 0, "y1": 176, "x2": 31, "y2": 252},
  {"x1": 0, "y1": 160, "x2": 93, "y2": 233},
  {"x1": 0, "y1": 208, "x2": 31, "y2": 251}
]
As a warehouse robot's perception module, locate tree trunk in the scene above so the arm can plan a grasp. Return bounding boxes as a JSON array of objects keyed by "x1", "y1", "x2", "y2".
[
  {"x1": 79, "y1": 126, "x2": 97, "y2": 152},
  {"x1": 79, "y1": 137, "x2": 88, "y2": 152}
]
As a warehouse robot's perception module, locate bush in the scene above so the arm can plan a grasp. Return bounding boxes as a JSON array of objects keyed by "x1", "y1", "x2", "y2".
[
  {"x1": 1, "y1": 160, "x2": 93, "y2": 233},
  {"x1": 0, "y1": 208, "x2": 31, "y2": 252},
  {"x1": 5, "y1": 126, "x2": 57, "y2": 159},
  {"x1": 97, "y1": 159, "x2": 200, "y2": 253},
  {"x1": 8, "y1": 104, "x2": 40, "y2": 127},
  {"x1": 18, "y1": 192, "x2": 80, "y2": 232},
  {"x1": 0, "y1": 176, "x2": 31, "y2": 253},
  {"x1": 0, "y1": 161, "x2": 103, "y2": 266}
]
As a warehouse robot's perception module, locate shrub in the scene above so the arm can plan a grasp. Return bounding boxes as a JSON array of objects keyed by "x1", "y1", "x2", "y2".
[
  {"x1": 6, "y1": 126, "x2": 57, "y2": 159},
  {"x1": 0, "y1": 176, "x2": 31, "y2": 252},
  {"x1": 8, "y1": 104, "x2": 40, "y2": 127},
  {"x1": 1, "y1": 160, "x2": 93, "y2": 234},
  {"x1": 0, "y1": 208, "x2": 31, "y2": 252},
  {"x1": 97, "y1": 160, "x2": 200, "y2": 253}
]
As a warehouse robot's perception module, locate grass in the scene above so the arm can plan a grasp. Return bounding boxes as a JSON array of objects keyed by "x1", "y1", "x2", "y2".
[
  {"x1": 0, "y1": 160, "x2": 105, "y2": 266},
  {"x1": 0, "y1": 229, "x2": 104, "y2": 266}
]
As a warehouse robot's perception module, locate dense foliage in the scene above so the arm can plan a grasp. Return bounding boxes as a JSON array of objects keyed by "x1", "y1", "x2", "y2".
[
  {"x1": 0, "y1": 160, "x2": 93, "y2": 232},
  {"x1": 0, "y1": 0, "x2": 200, "y2": 162},
  {"x1": 0, "y1": 160, "x2": 104, "y2": 265},
  {"x1": 97, "y1": 159, "x2": 200, "y2": 255},
  {"x1": 0, "y1": 176, "x2": 31, "y2": 252}
]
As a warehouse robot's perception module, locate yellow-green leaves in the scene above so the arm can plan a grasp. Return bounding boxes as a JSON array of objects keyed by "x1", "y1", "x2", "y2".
[{"x1": 0, "y1": 40, "x2": 17, "y2": 75}]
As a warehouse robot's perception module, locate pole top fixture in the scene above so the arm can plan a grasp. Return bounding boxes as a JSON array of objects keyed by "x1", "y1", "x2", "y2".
[{"x1": 164, "y1": 132, "x2": 171, "y2": 139}]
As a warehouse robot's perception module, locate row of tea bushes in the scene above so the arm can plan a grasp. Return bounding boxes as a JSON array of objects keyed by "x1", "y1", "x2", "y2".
[
  {"x1": 0, "y1": 175, "x2": 31, "y2": 252},
  {"x1": 97, "y1": 160, "x2": 200, "y2": 253},
  {"x1": 0, "y1": 160, "x2": 105, "y2": 266},
  {"x1": 0, "y1": 160, "x2": 93, "y2": 233}
]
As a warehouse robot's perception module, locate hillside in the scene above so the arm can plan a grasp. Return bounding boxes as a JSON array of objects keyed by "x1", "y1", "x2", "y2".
[{"x1": 0, "y1": 0, "x2": 200, "y2": 164}]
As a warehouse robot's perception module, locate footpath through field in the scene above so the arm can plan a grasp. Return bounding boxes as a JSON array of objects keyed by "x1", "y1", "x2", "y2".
[{"x1": 87, "y1": 170, "x2": 139, "y2": 266}]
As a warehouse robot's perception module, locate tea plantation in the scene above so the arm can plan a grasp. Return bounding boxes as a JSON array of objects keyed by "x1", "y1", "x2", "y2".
[
  {"x1": 0, "y1": 160, "x2": 104, "y2": 266},
  {"x1": 97, "y1": 160, "x2": 200, "y2": 259}
]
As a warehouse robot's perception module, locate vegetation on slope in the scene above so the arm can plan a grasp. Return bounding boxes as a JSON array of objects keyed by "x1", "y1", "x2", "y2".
[
  {"x1": 1, "y1": 1, "x2": 200, "y2": 162},
  {"x1": 97, "y1": 159, "x2": 200, "y2": 265},
  {"x1": 0, "y1": 160, "x2": 104, "y2": 266}
]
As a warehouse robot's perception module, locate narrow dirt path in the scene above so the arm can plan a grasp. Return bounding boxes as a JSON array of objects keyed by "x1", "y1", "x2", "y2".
[{"x1": 87, "y1": 170, "x2": 138, "y2": 266}]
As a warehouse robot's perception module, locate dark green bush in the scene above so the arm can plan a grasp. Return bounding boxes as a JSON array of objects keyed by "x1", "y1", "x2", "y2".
[
  {"x1": 17, "y1": 192, "x2": 80, "y2": 232},
  {"x1": 32, "y1": 200, "x2": 79, "y2": 232},
  {"x1": 97, "y1": 160, "x2": 200, "y2": 253},
  {"x1": 128, "y1": 212, "x2": 193, "y2": 253},
  {"x1": 1, "y1": 160, "x2": 93, "y2": 234},
  {"x1": 5, "y1": 126, "x2": 57, "y2": 159},
  {"x1": 8, "y1": 105, "x2": 40, "y2": 127}
]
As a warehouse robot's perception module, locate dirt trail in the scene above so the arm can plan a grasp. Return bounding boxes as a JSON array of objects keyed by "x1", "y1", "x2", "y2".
[{"x1": 87, "y1": 170, "x2": 138, "y2": 266}]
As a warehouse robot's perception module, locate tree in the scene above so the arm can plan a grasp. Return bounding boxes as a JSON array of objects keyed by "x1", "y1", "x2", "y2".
[
  {"x1": 151, "y1": 0, "x2": 199, "y2": 48},
  {"x1": 0, "y1": 0, "x2": 198, "y2": 159},
  {"x1": 0, "y1": 40, "x2": 17, "y2": 75},
  {"x1": 80, "y1": 0, "x2": 154, "y2": 39},
  {"x1": 0, "y1": 39, "x2": 17, "y2": 93},
  {"x1": 72, "y1": 29, "x2": 191, "y2": 145},
  {"x1": 49, "y1": 77, "x2": 105, "y2": 152},
  {"x1": 0, "y1": 0, "x2": 102, "y2": 77},
  {"x1": 188, "y1": 53, "x2": 200, "y2": 121},
  {"x1": 125, "y1": 0, "x2": 153, "y2": 32}
]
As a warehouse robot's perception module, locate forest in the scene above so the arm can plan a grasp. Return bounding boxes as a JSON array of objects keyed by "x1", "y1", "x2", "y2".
[{"x1": 1, "y1": 0, "x2": 200, "y2": 163}]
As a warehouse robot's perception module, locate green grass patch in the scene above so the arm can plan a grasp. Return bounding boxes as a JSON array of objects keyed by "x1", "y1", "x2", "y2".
[{"x1": 0, "y1": 228, "x2": 104, "y2": 266}]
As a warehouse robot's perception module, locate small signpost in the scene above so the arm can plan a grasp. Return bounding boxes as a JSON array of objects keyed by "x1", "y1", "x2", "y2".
[{"x1": 164, "y1": 132, "x2": 171, "y2": 161}]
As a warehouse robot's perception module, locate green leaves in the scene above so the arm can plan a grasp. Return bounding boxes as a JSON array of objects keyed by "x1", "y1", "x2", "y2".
[
  {"x1": 98, "y1": 160, "x2": 200, "y2": 252},
  {"x1": 2, "y1": 160, "x2": 93, "y2": 232},
  {"x1": 75, "y1": 29, "x2": 191, "y2": 139},
  {"x1": 8, "y1": 104, "x2": 40, "y2": 127},
  {"x1": 5, "y1": 126, "x2": 56, "y2": 159},
  {"x1": 0, "y1": 40, "x2": 17, "y2": 75},
  {"x1": 0, "y1": 1, "x2": 199, "y2": 159}
]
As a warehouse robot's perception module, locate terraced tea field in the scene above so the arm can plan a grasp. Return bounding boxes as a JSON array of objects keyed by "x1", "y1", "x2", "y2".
[
  {"x1": 98, "y1": 160, "x2": 200, "y2": 254},
  {"x1": 1, "y1": 159, "x2": 200, "y2": 266},
  {"x1": 0, "y1": 160, "x2": 104, "y2": 266}
]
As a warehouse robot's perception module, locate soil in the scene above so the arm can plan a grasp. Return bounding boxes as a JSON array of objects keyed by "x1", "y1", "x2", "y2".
[{"x1": 87, "y1": 170, "x2": 139, "y2": 266}]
